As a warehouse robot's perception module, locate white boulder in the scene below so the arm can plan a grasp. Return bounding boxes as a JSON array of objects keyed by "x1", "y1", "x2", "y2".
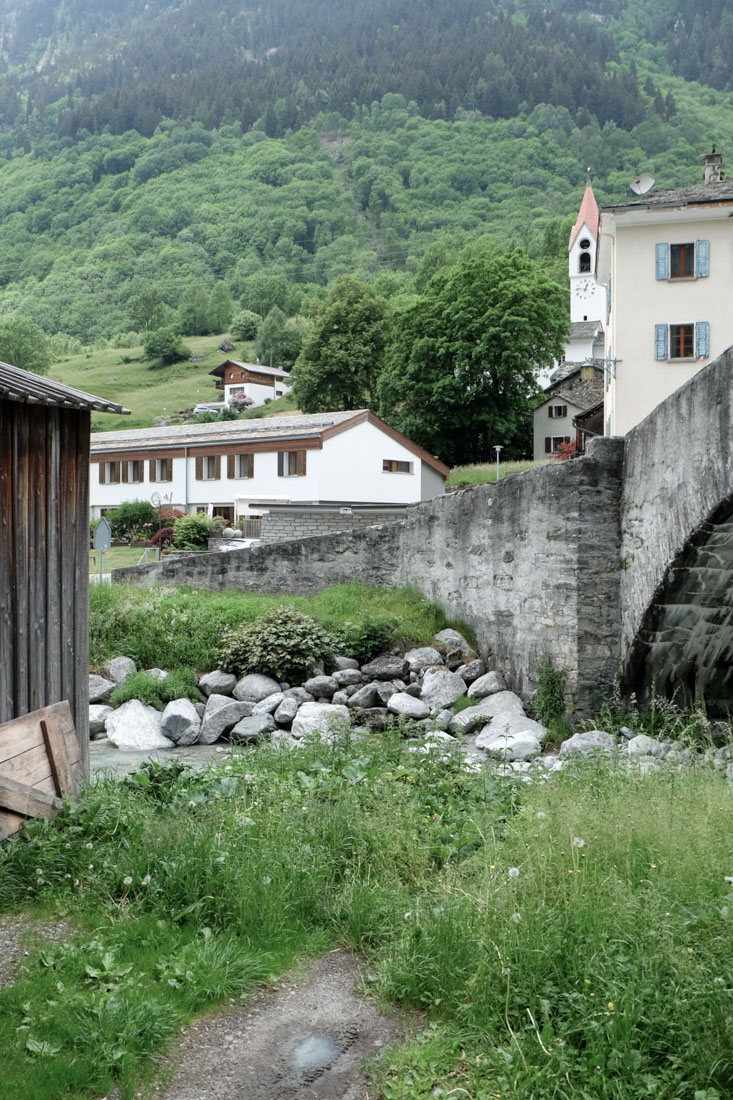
[
  {"x1": 291, "y1": 702, "x2": 351, "y2": 741},
  {"x1": 160, "y1": 698, "x2": 201, "y2": 746},
  {"x1": 420, "y1": 668, "x2": 467, "y2": 713},
  {"x1": 105, "y1": 700, "x2": 173, "y2": 751},
  {"x1": 387, "y1": 693, "x2": 431, "y2": 720}
]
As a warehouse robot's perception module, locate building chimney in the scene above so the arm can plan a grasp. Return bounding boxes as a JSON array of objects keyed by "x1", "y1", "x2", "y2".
[{"x1": 702, "y1": 147, "x2": 724, "y2": 184}]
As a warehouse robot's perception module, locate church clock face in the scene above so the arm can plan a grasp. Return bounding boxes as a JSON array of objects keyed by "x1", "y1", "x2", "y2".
[{"x1": 574, "y1": 278, "x2": 594, "y2": 300}]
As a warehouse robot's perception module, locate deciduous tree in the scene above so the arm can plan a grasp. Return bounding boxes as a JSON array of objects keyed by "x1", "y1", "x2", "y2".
[
  {"x1": 291, "y1": 276, "x2": 388, "y2": 412},
  {"x1": 378, "y1": 244, "x2": 567, "y2": 466},
  {"x1": 0, "y1": 315, "x2": 52, "y2": 375}
]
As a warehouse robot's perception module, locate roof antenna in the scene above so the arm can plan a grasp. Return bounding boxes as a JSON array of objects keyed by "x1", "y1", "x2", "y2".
[{"x1": 630, "y1": 172, "x2": 655, "y2": 196}]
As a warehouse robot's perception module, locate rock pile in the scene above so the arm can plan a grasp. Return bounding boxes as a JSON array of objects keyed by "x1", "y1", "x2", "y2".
[{"x1": 89, "y1": 631, "x2": 679, "y2": 776}]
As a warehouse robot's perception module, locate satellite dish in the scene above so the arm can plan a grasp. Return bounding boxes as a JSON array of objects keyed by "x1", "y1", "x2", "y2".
[{"x1": 630, "y1": 172, "x2": 655, "y2": 196}]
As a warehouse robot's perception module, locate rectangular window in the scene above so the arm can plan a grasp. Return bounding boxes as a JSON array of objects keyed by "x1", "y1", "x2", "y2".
[
  {"x1": 670, "y1": 323, "x2": 694, "y2": 359},
  {"x1": 195, "y1": 455, "x2": 221, "y2": 481},
  {"x1": 227, "y1": 454, "x2": 254, "y2": 479},
  {"x1": 382, "y1": 459, "x2": 413, "y2": 473},
  {"x1": 149, "y1": 458, "x2": 173, "y2": 483},
  {"x1": 99, "y1": 461, "x2": 121, "y2": 485},
  {"x1": 121, "y1": 460, "x2": 143, "y2": 484},
  {"x1": 277, "y1": 451, "x2": 306, "y2": 477},
  {"x1": 544, "y1": 437, "x2": 570, "y2": 454},
  {"x1": 548, "y1": 405, "x2": 567, "y2": 419},
  {"x1": 670, "y1": 243, "x2": 695, "y2": 279}
]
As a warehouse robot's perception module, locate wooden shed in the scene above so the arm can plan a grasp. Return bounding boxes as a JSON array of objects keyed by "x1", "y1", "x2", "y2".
[{"x1": 0, "y1": 362, "x2": 127, "y2": 776}]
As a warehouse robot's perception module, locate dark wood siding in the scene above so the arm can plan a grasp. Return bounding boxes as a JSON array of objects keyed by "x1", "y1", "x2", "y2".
[{"x1": 0, "y1": 399, "x2": 90, "y2": 775}]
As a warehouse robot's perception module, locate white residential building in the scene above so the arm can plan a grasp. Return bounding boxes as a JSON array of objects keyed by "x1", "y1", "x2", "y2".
[
  {"x1": 89, "y1": 410, "x2": 448, "y2": 524},
  {"x1": 598, "y1": 149, "x2": 732, "y2": 436}
]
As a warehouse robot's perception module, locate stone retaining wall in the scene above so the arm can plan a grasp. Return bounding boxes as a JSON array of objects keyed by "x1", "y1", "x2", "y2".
[
  {"x1": 260, "y1": 505, "x2": 408, "y2": 543},
  {"x1": 114, "y1": 437, "x2": 625, "y2": 714}
]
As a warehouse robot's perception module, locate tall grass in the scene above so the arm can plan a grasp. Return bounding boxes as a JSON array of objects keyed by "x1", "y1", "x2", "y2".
[
  {"x1": 447, "y1": 459, "x2": 549, "y2": 488},
  {"x1": 1, "y1": 734, "x2": 732, "y2": 1098},
  {"x1": 89, "y1": 581, "x2": 448, "y2": 671}
]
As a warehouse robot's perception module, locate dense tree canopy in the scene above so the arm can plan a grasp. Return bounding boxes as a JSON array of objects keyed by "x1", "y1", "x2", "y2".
[
  {"x1": 291, "y1": 276, "x2": 389, "y2": 413},
  {"x1": 0, "y1": 315, "x2": 52, "y2": 375},
  {"x1": 378, "y1": 245, "x2": 568, "y2": 465}
]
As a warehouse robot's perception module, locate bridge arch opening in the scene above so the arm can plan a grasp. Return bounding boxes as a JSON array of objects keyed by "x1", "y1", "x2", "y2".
[{"x1": 625, "y1": 495, "x2": 733, "y2": 716}]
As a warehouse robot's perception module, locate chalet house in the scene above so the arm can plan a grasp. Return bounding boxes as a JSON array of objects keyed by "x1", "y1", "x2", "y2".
[
  {"x1": 533, "y1": 362, "x2": 604, "y2": 461},
  {"x1": 89, "y1": 409, "x2": 449, "y2": 526},
  {"x1": 597, "y1": 149, "x2": 732, "y2": 436},
  {"x1": 1, "y1": 362, "x2": 126, "y2": 772},
  {"x1": 208, "y1": 359, "x2": 292, "y2": 408}
]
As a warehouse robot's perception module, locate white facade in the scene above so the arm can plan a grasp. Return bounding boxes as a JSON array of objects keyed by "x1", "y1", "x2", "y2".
[
  {"x1": 89, "y1": 411, "x2": 448, "y2": 521},
  {"x1": 210, "y1": 360, "x2": 292, "y2": 409},
  {"x1": 597, "y1": 155, "x2": 733, "y2": 436}
]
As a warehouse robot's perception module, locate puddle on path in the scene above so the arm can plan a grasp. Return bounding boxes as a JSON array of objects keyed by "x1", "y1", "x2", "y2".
[{"x1": 156, "y1": 950, "x2": 416, "y2": 1100}]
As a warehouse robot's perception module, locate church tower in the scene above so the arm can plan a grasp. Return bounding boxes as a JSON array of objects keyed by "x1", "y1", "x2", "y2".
[{"x1": 568, "y1": 170, "x2": 606, "y2": 325}]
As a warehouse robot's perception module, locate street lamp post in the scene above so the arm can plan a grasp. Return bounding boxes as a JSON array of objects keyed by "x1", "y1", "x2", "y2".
[{"x1": 494, "y1": 445, "x2": 503, "y2": 482}]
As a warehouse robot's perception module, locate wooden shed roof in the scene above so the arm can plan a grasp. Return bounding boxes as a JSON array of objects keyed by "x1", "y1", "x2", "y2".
[{"x1": 0, "y1": 361, "x2": 129, "y2": 414}]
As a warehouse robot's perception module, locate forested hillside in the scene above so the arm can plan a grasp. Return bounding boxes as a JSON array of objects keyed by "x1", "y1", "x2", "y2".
[{"x1": 0, "y1": 0, "x2": 732, "y2": 349}]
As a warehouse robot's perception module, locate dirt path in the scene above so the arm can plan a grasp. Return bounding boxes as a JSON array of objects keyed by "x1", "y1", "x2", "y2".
[
  {"x1": 0, "y1": 912, "x2": 73, "y2": 990},
  {"x1": 156, "y1": 950, "x2": 415, "y2": 1100}
]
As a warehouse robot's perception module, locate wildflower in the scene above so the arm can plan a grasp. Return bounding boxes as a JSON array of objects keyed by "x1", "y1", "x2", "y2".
[
  {"x1": 141, "y1": 874, "x2": 151, "y2": 886},
  {"x1": 85, "y1": 842, "x2": 93, "y2": 850},
  {"x1": 650, "y1": 863, "x2": 656, "y2": 869},
  {"x1": 263, "y1": 876, "x2": 272, "y2": 885},
  {"x1": 511, "y1": 912, "x2": 521, "y2": 923},
  {"x1": 508, "y1": 867, "x2": 520, "y2": 879},
  {"x1": 37, "y1": 878, "x2": 44, "y2": 885},
  {"x1": 64, "y1": 874, "x2": 71, "y2": 880},
  {"x1": 608, "y1": 1002, "x2": 614, "y2": 1011},
  {"x1": 714, "y1": 977, "x2": 725, "y2": 985},
  {"x1": 35, "y1": 868, "x2": 43, "y2": 875},
  {"x1": 88, "y1": 863, "x2": 94, "y2": 869},
  {"x1": 725, "y1": 876, "x2": 733, "y2": 884},
  {"x1": 584, "y1": 979, "x2": 591, "y2": 985},
  {"x1": 123, "y1": 876, "x2": 133, "y2": 886},
  {"x1": 403, "y1": 911, "x2": 412, "y2": 921},
  {"x1": 536, "y1": 811, "x2": 546, "y2": 819},
  {"x1": 572, "y1": 837, "x2": 585, "y2": 848},
  {"x1": 687, "y1": 947, "x2": 694, "y2": 953}
]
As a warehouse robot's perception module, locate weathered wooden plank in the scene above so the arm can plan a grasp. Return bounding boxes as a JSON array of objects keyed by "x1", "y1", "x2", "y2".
[
  {"x1": 29, "y1": 406, "x2": 48, "y2": 712},
  {"x1": 58, "y1": 415, "x2": 77, "y2": 751},
  {"x1": 73, "y1": 411, "x2": 90, "y2": 777},
  {"x1": 0, "y1": 400, "x2": 15, "y2": 725},
  {"x1": 0, "y1": 702, "x2": 77, "y2": 766},
  {"x1": 11, "y1": 406, "x2": 30, "y2": 716},
  {"x1": 45, "y1": 408, "x2": 62, "y2": 707},
  {"x1": 0, "y1": 774, "x2": 62, "y2": 819},
  {"x1": 2, "y1": 746, "x2": 60, "y2": 793},
  {"x1": 41, "y1": 713, "x2": 78, "y2": 799},
  {"x1": 0, "y1": 808, "x2": 25, "y2": 843}
]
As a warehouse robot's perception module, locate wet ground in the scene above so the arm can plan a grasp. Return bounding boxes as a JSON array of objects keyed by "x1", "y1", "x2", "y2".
[{"x1": 155, "y1": 951, "x2": 416, "y2": 1100}]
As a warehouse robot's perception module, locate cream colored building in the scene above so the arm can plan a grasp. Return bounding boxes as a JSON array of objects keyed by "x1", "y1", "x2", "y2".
[{"x1": 598, "y1": 151, "x2": 733, "y2": 436}]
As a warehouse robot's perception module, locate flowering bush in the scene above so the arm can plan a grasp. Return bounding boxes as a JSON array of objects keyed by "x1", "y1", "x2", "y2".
[{"x1": 228, "y1": 391, "x2": 255, "y2": 412}]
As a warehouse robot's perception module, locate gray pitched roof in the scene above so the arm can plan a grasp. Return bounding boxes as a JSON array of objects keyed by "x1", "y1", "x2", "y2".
[
  {"x1": 90, "y1": 409, "x2": 363, "y2": 453},
  {"x1": 0, "y1": 361, "x2": 129, "y2": 414},
  {"x1": 543, "y1": 363, "x2": 604, "y2": 411},
  {"x1": 569, "y1": 320, "x2": 603, "y2": 339},
  {"x1": 209, "y1": 359, "x2": 291, "y2": 379},
  {"x1": 604, "y1": 179, "x2": 733, "y2": 211}
]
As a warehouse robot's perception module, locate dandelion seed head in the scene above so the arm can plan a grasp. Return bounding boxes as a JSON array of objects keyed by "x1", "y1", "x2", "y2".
[
  {"x1": 508, "y1": 867, "x2": 520, "y2": 879},
  {"x1": 572, "y1": 837, "x2": 585, "y2": 848},
  {"x1": 123, "y1": 875, "x2": 133, "y2": 886},
  {"x1": 511, "y1": 912, "x2": 521, "y2": 923}
]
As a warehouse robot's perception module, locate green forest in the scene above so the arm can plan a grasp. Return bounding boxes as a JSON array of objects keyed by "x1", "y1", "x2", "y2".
[{"x1": 0, "y1": 0, "x2": 732, "y2": 444}]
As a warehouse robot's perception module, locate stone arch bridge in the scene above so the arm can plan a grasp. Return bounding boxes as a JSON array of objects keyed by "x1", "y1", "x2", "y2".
[{"x1": 117, "y1": 351, "x2": 732, "y2": 715}]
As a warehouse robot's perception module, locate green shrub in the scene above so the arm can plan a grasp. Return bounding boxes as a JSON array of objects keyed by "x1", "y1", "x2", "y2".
[
  {"x1": 330, "y1": 619, "x2": 393, "y2": 663},
  {"x1": 143, "y1": 326, "x2": 191, "y2": 365},
  {"x1": 107, "y1": 500, "x2": 158, "y2": 542},
  {"x1": 218, "y1": 605, "x2": 336, "y2": 682},
  {"x1": 172, "y1": 513, "x2": 211, "y2": 549},
  {"x1": 533, "y1": 654, "x2": 566, "y2": 724},
  {"x1": 109, "y1": 668, "x2": 200, "y2": 710}
]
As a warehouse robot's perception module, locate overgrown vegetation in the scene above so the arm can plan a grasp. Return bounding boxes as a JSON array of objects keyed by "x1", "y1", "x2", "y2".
[
  {"x1": 109, "y1": 668, "x2": 201, "y2": 709},
  {"x1": 1, "y1": 730, "x2": 732, "y2": 1099},
  {"x1": 218, "y1": 606, "x2": 337, "y2": 682},
  {"x1": 88, "y1": 582, "x2": 448, "y2": 673}
]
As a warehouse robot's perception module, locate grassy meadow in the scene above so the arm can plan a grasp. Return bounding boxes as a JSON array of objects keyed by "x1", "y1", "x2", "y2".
[
  {"x1": 447, "y1": 459, "x2": 550, "y2": 488},
  {"x1": 50, "y1": 335, "x2": 296, "y2": 432},
  {"x1": 1, "y1": 732, "x2": 732, "y2": 1100}
]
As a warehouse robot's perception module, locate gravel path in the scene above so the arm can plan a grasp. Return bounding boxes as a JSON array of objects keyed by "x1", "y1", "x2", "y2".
[
  {"x1": 0, "y1": 912, "x2": 73, "y2": 990},
  {"x1": 157, "y1": 950, "x2": 416, "y2": 1100}
]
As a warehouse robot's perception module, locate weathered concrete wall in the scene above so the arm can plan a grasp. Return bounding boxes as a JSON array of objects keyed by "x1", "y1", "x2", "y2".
[
  {"x1": 114, "y1": 437, "x2": 625, "y2": 713},
  {"x1": 620, "y1": 349, "x2": 733, "y2": 669}
]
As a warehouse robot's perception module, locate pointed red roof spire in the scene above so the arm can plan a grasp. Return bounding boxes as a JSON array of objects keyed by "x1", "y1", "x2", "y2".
[{"x1": 569, "y1": 168, "x2": 599, "y2": 250}]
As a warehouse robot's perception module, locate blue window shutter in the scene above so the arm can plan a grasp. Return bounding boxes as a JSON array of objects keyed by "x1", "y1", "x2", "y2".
[
  {"x1": 655, "y1": 243, "x2": 669, "y2": 280},
  {"x1": 695, "y1": 321, "x2": 710, "y2": 357},
  {"x1": 655, "y1": 324, "x2": 668, "y2": 360},
  {"x1": 695, "y1": 239, "x2": 710, "y2": 277}
]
